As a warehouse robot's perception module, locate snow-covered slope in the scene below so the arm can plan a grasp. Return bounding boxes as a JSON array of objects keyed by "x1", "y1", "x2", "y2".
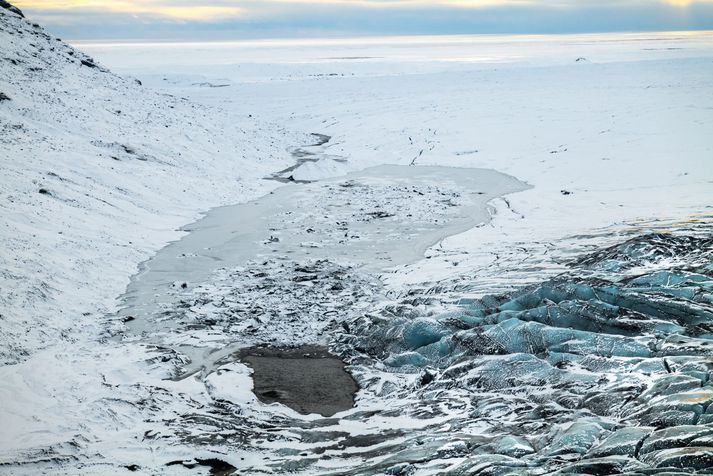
[
  {"x1": 0, "y1": 4, "x2": 298, "y2": 365},
  {"x1": 0, "y1": 6, "x2": 315, "y2": 470}
]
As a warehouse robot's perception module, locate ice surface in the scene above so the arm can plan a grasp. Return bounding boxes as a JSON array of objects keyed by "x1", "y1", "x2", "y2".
[
  {"x1": 118, "y1": 164, "x2": 527, "y2": 336},
  {"x1": 339, "y1": 232, "x2": 713, "y2": 474},
  {"x1": 2, "y1": 6, "x2": 713, "y2": 474}
]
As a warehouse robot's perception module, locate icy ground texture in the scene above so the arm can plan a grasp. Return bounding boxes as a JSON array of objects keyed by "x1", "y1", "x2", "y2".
[
  {"x1": 122, "y1": 228, "x2": 713, "y2": 475},
  {"x1": 3, "y1": 6, "x2": 713, "y2": 473},
  {"x1": 119, "y1": 165, "x2": 525, "y2": 334},
  {"x1": 148, "y1": 259, "x2": 384, "y2": 378},
  {"x1": 336, "y1": 231, "x2": 713, "y2": 475}
]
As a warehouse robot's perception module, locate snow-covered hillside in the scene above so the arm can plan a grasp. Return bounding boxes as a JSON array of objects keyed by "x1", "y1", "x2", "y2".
[
  {"x1": 0, "y1": 3, "x2": 299, "y2": 365},
  {"x1": 0, "y1": 5, "x2": 306, "y2": 471}
]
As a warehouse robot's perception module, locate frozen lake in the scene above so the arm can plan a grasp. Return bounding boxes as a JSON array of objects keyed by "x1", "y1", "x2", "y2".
[{"x1": 119, "y1": 162, "x2": 527, "y2": 376}]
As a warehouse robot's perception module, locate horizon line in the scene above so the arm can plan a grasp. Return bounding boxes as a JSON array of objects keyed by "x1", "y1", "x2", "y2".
[{"x1": 69, "y1": 29, "x2": 713, "y2": 48}]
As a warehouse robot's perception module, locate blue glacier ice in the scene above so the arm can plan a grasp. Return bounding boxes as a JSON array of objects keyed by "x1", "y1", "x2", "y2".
[{"x1": 340, "y1": 232, "x2": 713, "y2": 474}]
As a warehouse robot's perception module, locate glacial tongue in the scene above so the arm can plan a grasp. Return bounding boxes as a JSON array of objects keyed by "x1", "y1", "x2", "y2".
[{"x1": 338, "y1": 232, "x2": 713, "y2": 474}]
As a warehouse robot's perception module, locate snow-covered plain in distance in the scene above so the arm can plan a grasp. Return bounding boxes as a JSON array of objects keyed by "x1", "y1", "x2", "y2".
[
  {"x1": 80, "y1": 31, "x2": 713, "y2": 290},
  {"x1": 2, "y1": 3, "x2": 713, "y2": 472}
]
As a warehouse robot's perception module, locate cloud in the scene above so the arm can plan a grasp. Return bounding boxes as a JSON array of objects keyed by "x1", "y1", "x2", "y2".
[
  {"x1": 12, "y1": 0, "x2": 713, "y2": 39},
  {"x1": 13, "y1": 0, "x2": 243, "y2": 21}
]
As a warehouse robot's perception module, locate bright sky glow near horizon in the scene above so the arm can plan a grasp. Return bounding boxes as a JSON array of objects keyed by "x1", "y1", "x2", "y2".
[{"x1": 11, "y1": 0, "x2": 713, "y2": 40}]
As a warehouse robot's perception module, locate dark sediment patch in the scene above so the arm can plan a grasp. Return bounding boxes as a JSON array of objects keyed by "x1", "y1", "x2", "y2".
[
  {"x1": 166, "y1": 458, "x2": 236, "y2": 475},
  {"x1": 239, "y1": 345, "x2": 357, "y2": 417},
  {"x1": 306, "y1": 133, "x2": 331, "y2": 147}
]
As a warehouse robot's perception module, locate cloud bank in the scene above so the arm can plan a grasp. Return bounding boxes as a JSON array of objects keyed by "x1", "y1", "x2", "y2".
[{"x1": 12, "y1": 0, "x2": 713, "y2": 40}]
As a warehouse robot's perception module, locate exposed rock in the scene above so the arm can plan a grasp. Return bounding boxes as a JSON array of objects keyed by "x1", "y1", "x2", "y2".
[
  {"x1": 0, "y1": 1, "x2": 23, "y2": 18},
  {"x1": 166, "y1": 458, "x2": 236, "y2": 475}
]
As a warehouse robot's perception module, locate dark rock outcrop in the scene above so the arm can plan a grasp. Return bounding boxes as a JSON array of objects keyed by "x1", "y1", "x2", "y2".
[{"x1": 0, "y1": 1, "x2": 24, "y2": 18}]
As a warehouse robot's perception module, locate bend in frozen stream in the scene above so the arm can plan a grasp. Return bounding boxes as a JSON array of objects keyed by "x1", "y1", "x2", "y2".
[{"x1": 266, "y1": 132, "x2": 345, "y2": 183}]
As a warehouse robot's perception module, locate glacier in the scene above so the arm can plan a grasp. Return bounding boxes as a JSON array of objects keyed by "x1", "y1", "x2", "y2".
[
  {"x1": 133, "y1": 221, "x2": 713, "y2": 474},
  {"x1": 2, "y1": 2, "x2": 713, "y2": 474}
]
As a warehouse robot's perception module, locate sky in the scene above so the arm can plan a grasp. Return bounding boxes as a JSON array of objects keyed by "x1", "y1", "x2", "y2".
[{"x1": 11, "y1": 0, "x2": 713, "y2": 40}]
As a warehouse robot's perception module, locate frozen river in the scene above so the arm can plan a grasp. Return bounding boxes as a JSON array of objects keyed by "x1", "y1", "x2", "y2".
[{"x1": 118, "y1": 159, "x2": 527, "y2": 376}]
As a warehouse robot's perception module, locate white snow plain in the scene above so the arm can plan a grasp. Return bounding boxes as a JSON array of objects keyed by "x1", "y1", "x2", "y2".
[
  {"x1": 2, "y1": 3, "x2": 713, "y2": 473},
  {"x1": 81, "y1": 31, "x2": 713, "y2": 291}
]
